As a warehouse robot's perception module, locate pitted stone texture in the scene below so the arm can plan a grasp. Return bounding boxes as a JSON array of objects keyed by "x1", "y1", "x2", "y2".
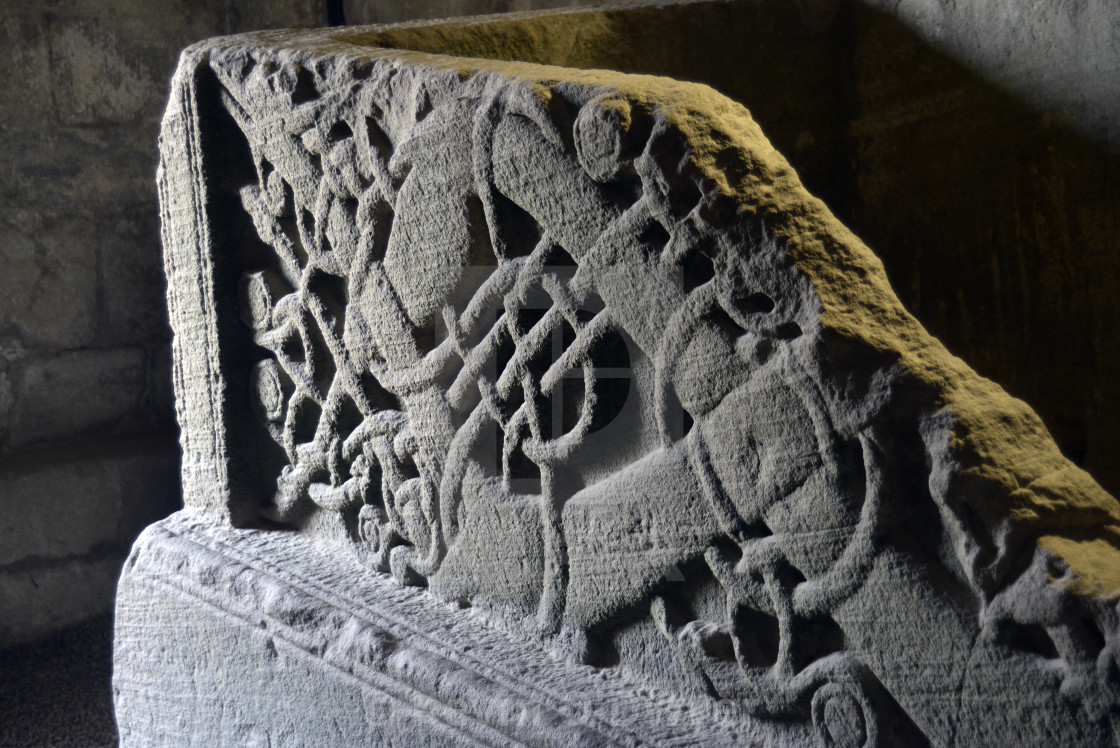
[{"x1": 148, "y1": 24, "x2": 1120, "y2": 747}]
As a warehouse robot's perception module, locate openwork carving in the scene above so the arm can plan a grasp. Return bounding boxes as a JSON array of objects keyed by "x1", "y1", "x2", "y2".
[{"x1": 148, "y1": 39, "x2": 1120, "y2": 746}]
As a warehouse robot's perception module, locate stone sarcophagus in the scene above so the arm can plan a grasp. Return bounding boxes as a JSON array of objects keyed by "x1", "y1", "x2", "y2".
[{"x1": 115, "y1": 5, "x2": 1120, "y2": 746}]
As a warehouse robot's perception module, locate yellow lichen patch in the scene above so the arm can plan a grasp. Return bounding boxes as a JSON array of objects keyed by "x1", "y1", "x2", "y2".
[{"x1": 1041, "y1": 535, "x2": 1120, "y2": 598}]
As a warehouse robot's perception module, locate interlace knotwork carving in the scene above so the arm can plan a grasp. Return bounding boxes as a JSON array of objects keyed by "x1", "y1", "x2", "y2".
[{"x1": 190, "y1": 45, "x2": 1120, "y2": 746}]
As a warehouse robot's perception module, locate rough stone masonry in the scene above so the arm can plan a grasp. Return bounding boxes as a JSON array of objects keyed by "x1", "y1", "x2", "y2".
[{"x1": 115, "y1": 12, "x2": 1120, "y2": 747}]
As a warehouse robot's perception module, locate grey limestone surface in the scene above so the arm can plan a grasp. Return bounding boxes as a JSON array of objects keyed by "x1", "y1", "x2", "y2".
[{"x1": 118, "y1": 6, "x2": 1120, "y2": 747}]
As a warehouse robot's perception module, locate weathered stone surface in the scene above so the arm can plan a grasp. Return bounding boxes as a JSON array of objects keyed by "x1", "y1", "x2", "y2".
[
  {"x1": 116, "y1": 512, "x2": 768, "y2": 746},
  {"x1": 127, "y1": 12, "x2": 1120, "y2": 747}
]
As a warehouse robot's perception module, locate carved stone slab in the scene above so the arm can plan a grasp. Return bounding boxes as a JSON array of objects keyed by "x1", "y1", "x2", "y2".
[{"x1": 127, "y1": 16, "x2": 1120, "y2": 747}]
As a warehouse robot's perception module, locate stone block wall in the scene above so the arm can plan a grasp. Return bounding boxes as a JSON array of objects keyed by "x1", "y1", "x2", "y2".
[{"x1": 0, "y1": 0, "x2": 330, "y2": 648}]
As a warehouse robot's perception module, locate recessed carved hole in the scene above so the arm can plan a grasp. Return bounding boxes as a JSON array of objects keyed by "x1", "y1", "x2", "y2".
[
  {"x1": 414, "y1": 87, "x2": 432, "y2": 122},
  {"x1": 713, "y1": 147, "x2": 749, "y2": 192},
  {"x1": 364, "y1": 116, "x2": 392, "y2": 155},
  {"x1": 363, "y1": 200, "x2": 394, "y2": 264},
  {"x1": 334, "y1": 394, "x2": 363, "y2": 443},
  {"x1": 958, "y1": 503, "x2": 997, "y2": 569},
  {"x1": 774, "y1": 321, "x2": 802, "y2": 339},
  {"x1": 555, "y1": 372, "x2": 585, "y2": 435},
  {"x1": 307, "y1": 152, "x2": 322, "y2": 175},
  {"x1": 733, "y1": 605, "x2": 780, "y2": 669},
  {"x1": 588, "y1": 329, "x2": 631, "y2": 433},
  {"x1": 413, "y1": 319, "x2": 436, "y2": 355},
  {"x1": 327, "y1": 120, "x2": 352, "y2": 143},
  {"x1": 506, "y1": 447, "x2": 541, "y2": 493},
  {"x1": 700, "y1": 628, "x2": 737, "y2": 662},
  {"x1": 657, "y1": 588, "x2": 698, "y2": 629},
  {"x1": 996, "y1": 620, "x2": 1060, "y2": 660},
  {"x1": 638, "y1": 221, "x2": 671, "y2": 254},
  {"x1": 667, "y1": 178, "x2": 701, "y2": 218},
  {"x1": 707, "y1": 306, "x2": 748, "y2": 345},
  {"x1": 291, "y1": 65, "x2": 318, "y2": 105},
  {"x1": 329, "y1": 197, "x2": 356, "y2": 246},
  {"x1": 559, "y1": 316, "x2": 579, "y2": 350},
  {"x1": 793, "y1": 615, "x2": 846, "y2": 669},
  {"x1": 743, "y1": 518, "x2": 773, "y2": 540},
  {"x1": 681, "y1": 249, "x2": 715, "y2": 293},
  {"x1": 580, "y1": 292, "x2": 606, "y2": 316},
  {"x1": 291, "y1": 398, "x2": 321, "y2": 445},
  {"x1": 736, "y1": 291, "x2": 775, "y2": 314},
  {"x1": 279, "y1": 215, "x2": 310, "y2": 269},
  {"x1": 303, "y1": 318, "x2": 336, "y2": 397},
  {"x1": 515, "y1": 306, "x2": 548, "y2": 338},
  {"x1": 349, "y1": 59, "x2": 372, "y2": 79},
  {"x1": 258, "y1": 157, "x2": 275, "y2": 183},
  {"x1": 240, "y1": 58, "x2": 255, "y2": 78},
  {"x1": 750, "y1": 337, "x2": 774, "y2": 366},
  {"x1": 584, "y1": 630, "x2": 621, "y2": 668},
  {"x1": 712, "y1": 536, "x2": 744, "y2": 564},
  {"x1": 662, "y1": 383, "x2": 693, "y2": 440},
  {"x1": 341, "y1": 503, "x2": 362, "y2": 544},
  {"x1": 281, "y1": 334, "x2": 305, "y2": 365},
  {"x1": 1072, "y1": 616, "x2": 1106, "y2": 658},
  {"x1": 470, "y1": 419, "x2": 501, "y2": 477},
  {"x1": 275, "y1": 180, "x2": 296, "y2": 218},
  {"x1": 396, "y1": 458, "x2": 420, "y2": 482},
  {"x1": 490, "y1": 189, "x2": 541, "y2": 260},
  {"x1": 390, "y1": 161, "x2": 411, "y2": 193},
  {"x1": 542, "y1": 244, "x2": 577, "y2": 268},
  {"x1": 307, "y1": 271, "x2": 348, "y2": 337},
  {"x1": 300, "y1": 207, "x2": 317, "y2": 239},
  {"x1": 360, "y1": 371, "x2": 398, "y2": 413},
  {"x1": 1105, "y1": 656, "x2": 1120, "y2": 686},
  {"x1": 397, "y1": 560, "x2": 429, "y2": 589},
  {"x1": 775, "y1": 562, "x2": 808, "y2": 590},
  {"x1": 337, "y1": 197, "x2": 358, "y2": 232},
  {"x1": 597, "y1": 174, "x2": 643, "y2": 211},
  {"x1": 492, "y1": 316, "x2": 516, "y2": 380}
]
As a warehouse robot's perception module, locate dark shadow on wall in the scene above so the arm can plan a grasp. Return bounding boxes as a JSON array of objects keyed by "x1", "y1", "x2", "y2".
[
  {"x1": 0, "y1": 614, "x2": 117, "y2": 747},
  {"x1": 347, "y1": 0, "x2": 1120, "y2": 496}
]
